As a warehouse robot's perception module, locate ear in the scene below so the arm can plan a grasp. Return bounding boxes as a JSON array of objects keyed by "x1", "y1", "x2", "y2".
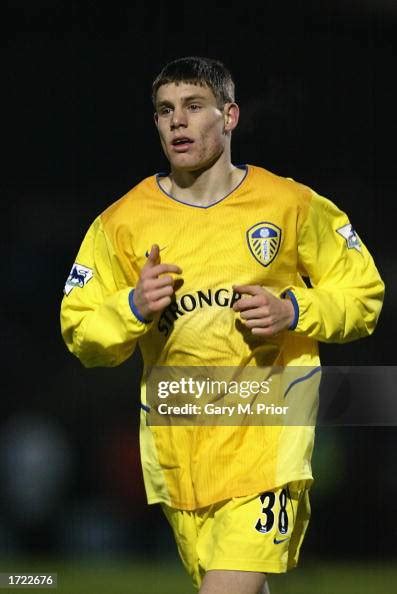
[
  {"x1": 153, "y1": 112, "x2": 159, "y2": 127},
  {"x1": 223, "y1": 102, "x2": 239, "y2": 132}
]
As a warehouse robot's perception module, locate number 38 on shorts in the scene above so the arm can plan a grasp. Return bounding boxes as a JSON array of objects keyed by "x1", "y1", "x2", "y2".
[
  {"x1": 255, "y1": 487, "x2": 290, "y2": 536},
  {"x1": 247, "y1": 481, "x2": 311, "y2": 572}
]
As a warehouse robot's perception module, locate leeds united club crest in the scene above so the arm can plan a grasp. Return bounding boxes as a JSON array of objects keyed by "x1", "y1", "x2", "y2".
[{"x1": 247, "y1": 222, "x2": 282, "y2": 267}]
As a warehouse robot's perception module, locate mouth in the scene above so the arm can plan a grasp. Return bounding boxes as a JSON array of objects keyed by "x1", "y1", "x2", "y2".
[{"x1": 171, "y1": 137, "x2": 194, "y2": 152}]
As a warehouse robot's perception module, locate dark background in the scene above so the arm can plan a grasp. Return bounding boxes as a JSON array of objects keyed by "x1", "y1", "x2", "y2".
[{"x1": 1, "y1": 0, "x2": 396, "y2": 573}]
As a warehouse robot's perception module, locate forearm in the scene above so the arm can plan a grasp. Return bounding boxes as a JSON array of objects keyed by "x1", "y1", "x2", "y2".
[
  {"x1": 61, "y1": 287, "x2": 152, "y2": 367},
  {"x1": 286, "y1": 281, "x2": 385, "y2": 343}
]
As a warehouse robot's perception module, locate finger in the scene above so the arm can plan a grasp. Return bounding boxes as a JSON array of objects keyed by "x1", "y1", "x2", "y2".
[
  {"x1": 148, "y1": 295, "x2": 173, "y2": 312},
  {"x1": 232, "y1": 284, "x2": 263, "y2": 296},
  {"x1": 233, "y1": 296, "x2": 262, "y2": 312},
  {"x1": 147, "y1": 285, "x2": 175, "y2": 302},
  {"x1": 138, "y1": 276, "x2": 174, "y2": 296},
  {"x1": 143, "y1": 263, "x2": 182, "y2": 277},
  {"x1": 146, "y1": 244, "x2": 161, "y2": 267},
  {"x1": 251, "y1": 326, "x2": 279, "y2": 337},
  {"x1": 150, "y1": 274, "x2": 176, "y2": 288},
  {"x1": 239, "y1": 307, "x2": 269, "y2": 320},
  {"x1": 244, "y1": 317, "x2": 270, "y2": 328}
]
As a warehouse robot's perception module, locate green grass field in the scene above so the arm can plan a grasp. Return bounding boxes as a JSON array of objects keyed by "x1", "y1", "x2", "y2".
[{"x1": 0, "y1": 559, "x2": 395, "y2": 593}]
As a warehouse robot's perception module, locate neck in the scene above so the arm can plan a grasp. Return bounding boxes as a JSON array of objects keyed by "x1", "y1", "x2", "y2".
[{"x1": 162, "y1": 154, "x2": 244, "y2": 207}]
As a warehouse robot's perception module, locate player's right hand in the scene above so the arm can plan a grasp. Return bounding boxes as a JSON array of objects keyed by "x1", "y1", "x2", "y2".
[{"x1": 132, "y1": 244, "x2": 182, "y2": 320}]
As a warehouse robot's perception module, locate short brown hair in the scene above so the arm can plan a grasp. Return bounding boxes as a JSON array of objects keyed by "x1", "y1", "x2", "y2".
[{"x1": 152, "y1": 56, "x2": 235, "y2": 108}]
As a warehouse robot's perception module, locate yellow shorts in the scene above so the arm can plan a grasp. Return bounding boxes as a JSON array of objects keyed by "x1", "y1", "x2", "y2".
[{"x1": 162, "y1": 481, "x2": 311, "y2": 590}]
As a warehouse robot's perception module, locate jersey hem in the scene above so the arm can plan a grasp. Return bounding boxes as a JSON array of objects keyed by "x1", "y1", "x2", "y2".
[
  {"x1": 145, "y1": 473, "x2": 313, "y2": 510},
  {"x1": 206, "y1": 559, "x2": 298, "y2": 574}
]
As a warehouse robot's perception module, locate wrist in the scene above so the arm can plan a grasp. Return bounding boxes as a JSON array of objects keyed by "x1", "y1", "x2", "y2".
[
  {"x1": 283, "y1": 290, "x2": 299, "y2": 330},
  {"x1": 128, "y1": 289, "x2": 152, "y2": 323}
]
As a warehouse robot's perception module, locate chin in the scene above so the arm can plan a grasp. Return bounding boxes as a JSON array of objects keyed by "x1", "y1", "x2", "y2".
[
  {"x1": 170, "y1": 157, "x2": 200, "y2": 171},
  {"x1": 170, "y1": 155, "x2": 215, "y2": 173}
]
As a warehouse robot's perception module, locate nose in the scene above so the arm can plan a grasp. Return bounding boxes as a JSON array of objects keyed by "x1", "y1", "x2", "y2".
[{"x1": 170, "y1": 106, "x2": 187, "y2": 130}]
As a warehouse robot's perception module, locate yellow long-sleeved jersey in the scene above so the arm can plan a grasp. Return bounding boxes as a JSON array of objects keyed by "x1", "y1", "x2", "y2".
[{"x1": 60, "y1": 165, "x2": 384, "y2": 509}]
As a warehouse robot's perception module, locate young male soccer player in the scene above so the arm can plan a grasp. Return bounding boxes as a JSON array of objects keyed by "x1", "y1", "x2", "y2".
[{"x1": 60, "y1": 57, "x2": 385, "y2": 593}]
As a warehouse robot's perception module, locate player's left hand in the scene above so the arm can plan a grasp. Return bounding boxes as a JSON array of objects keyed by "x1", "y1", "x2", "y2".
[{"x1": 232, "y1": 284, "x2": 295, "y2": 337}]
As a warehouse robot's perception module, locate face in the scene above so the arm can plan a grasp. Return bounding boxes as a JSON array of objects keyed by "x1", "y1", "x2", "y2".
[{"x1": 154, "y1": 82, "x2": 238, "y2": 172}]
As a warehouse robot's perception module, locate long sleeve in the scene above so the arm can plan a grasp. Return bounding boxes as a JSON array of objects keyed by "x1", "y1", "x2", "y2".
[
  {"x1": 60, "y1": 216, "x2": 151, "y2": 368},
  {"x1": 287, "y1": 191, "x2": 385, "y2": 343}
]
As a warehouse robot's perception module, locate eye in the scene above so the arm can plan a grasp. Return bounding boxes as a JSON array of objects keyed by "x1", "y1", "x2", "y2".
[
  {"x1": 158, "y1": 106, "x2": 172, "y2": 116},
  {"x1": 188, "y1": 104, "x2": 201, "y2": 111}
]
